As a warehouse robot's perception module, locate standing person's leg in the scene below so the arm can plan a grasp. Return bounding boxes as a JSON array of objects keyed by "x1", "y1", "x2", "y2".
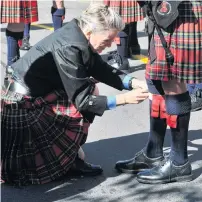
[
  {"x1": 106, "y1": 0, "x2": 145, "y2": 69},
  {"x1": 51, "y1": 0, "x2": 65, "y2": 31},
  {"x1": 137, "y1": 80, "x2": 192, "y2": 184},
  {"x1": 115, "y1": 79, "x2": 166, "y2": 173},
  {"x1": 113, "y1": 24, "x2": 130, "y2": 70},
  {"x1": 127, "y1": 0, "x2": 145, "y2": 57},
  {"x1": 106, "y1": 24, "x2": 130, "y2": 70},
  {"x1": 128, "y1": 22, "x2": 141, "y2": 55},
  {"x1": 20, "y1": 23, "x2": 31, "y2": 50},
  {"x1": 6, "y1": 23, "x2": 24, "y2": 74}
]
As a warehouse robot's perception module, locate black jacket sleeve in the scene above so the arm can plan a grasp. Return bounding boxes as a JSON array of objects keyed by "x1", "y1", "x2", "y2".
[
  {"x1": 137, "y1": 1, "x2": 146, "y2": 8},
  {"x1": 53, "y1": 45, "x2": 107, "y2": 116},
  {"x1": 89, "y1": 52, "x2": 127, "y2": 91}
]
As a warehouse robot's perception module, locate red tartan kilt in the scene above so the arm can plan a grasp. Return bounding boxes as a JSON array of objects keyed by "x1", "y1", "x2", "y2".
[
  {"x1": 104, "y1": 0, "x2": 145, "y2": 23},
  {"x1": 1, "y1": 0, "x2": 38, "y2": 23},
  {"x1": 1, "y1": 90, "x2": 90, "y2": 186},
  {"x1": 146, "y1": 1, "x2": 202, "y2": 84}
]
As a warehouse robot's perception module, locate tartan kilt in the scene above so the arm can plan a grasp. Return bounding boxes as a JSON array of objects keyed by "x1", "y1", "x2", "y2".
[
  {"x1": 146, "y1": 1, "x2": 202, "y2": 84},
  {"x1": 1, "y1": 0, "x2": 38, "y2": 24},
  {"x1": 1, "y1": 90, "x2": 90, "y2": 186},
  {"x1": 104, "y1": 0, "x2": 145, "y2": 23}
]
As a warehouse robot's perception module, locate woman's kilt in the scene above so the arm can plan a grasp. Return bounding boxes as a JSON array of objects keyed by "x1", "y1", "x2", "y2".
[
  {"x1": 146, "y1": 1, "x2": 202, "y2": 84},
  {"x1": 104, "y1": 0, "x2": 145, "y2": 23},
  {"x1": 1, "y1": 0, "x2": 38, "y2": 24},
  {"x1": 1, "y1": 90, "x2": 90, "y2": 186}
]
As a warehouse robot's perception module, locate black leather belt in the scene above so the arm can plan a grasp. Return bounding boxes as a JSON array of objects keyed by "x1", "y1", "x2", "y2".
[{"x1": 3, "y1": 78, "x2": 30, "y2": 96}]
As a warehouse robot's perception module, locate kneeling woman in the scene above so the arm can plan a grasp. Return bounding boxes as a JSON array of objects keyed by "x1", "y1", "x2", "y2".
[{"x1": 1, "y1": 3, "x2": 148, "y2": 186}]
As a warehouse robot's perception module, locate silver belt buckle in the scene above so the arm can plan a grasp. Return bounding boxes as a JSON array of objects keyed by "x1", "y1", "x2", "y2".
[{"x1": 13, "y1": 81, "x2": 28, "y2": 95}]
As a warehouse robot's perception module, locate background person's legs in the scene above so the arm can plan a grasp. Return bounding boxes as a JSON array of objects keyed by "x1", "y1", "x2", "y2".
[
  {"x1": 20, "y1": 23, "x2": 31, "y2": 50},
  {"x1": 51, "y1": 0, "x2": 65, "y2": 31},
  {"x1": 6, "y1": 23, "x2": 24, "y2": 74},
  {"x1": 128, "y1": 22, "x2": 140, "y2": 56},
  {"x1": 115, "y1": 26, "x2": 130, "y2": 70},
  {"x1": 107, "y1": 24, "x2": 130, "y2": 71}
]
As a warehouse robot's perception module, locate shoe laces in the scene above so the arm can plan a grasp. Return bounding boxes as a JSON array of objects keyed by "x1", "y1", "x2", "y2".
[
  {"x1": 134, "y1": 150, "x2": 144, "y2": 158},
  {"x1": 158, "y1": 154, "x2": 170, "y2": 168}
]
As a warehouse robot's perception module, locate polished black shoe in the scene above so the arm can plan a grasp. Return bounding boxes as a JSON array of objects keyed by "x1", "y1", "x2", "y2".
[
  {"x1": 115, "y1": 149, "x2": 164, "y2": 174},
  {"x1": 20, "y1": 37, "x2": 31, "y2": 51},
  {"x1": 190, "y1": 88, "x2": 202, "y2": 112},
  {"x1": 137, "y1": 160, "x2": 193, "y2": 184},
  {"x1": 107, "y1": 51, "x2": 129, "y2": 71},
  {"x1": 69, "y1": 158, "x2": 103, "y2": 176}
]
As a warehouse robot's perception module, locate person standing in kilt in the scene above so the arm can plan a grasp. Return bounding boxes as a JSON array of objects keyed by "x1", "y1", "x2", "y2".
[
  {"x1": 1, "y1": 3, "x2": 149, "y2": 186},
  {"x1": 0, "y1": 0, "x2": 38, "y2": 75},
  {"x1": 51, "y1": 0, "x2": 65, "y2": 31},
  {"x1": 115, "y1": 1, "x2": 202, "y2": 184},
  {"x1": 104, "y1": 0, "x2": 145, "y2": 70}
]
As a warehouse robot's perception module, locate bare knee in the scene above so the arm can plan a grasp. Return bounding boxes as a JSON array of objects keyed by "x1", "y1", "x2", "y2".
[
  {"x1": 162, "y1": 79, "x2": 187, "y2": 95},
  {"x1": 7, "y1": 23, "x2": 24, "y2": 32}
]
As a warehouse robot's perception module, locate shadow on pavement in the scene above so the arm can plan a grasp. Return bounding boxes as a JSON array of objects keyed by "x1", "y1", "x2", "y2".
[{"x1": 1, "y1": 130, "x2": 201, "y2": 202}]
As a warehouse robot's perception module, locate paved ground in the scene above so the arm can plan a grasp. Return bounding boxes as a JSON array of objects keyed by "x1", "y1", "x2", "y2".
[{"x1": 1, "y1": 1, "x2": 202, "y2": 202}]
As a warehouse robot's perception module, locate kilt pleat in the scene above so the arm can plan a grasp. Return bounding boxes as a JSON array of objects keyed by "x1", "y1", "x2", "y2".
[
  {"x1": 1, "y1": 0, "x2": 38, "y2": 23},
  {"x1": 1, "y1": 90, "x2": 89, "y2": 186},
  {"x1": 146, "y1": 1, "x2": 202, "y2": 83},
  {"x1": 104, "y1": 0, "x2": 145, "y2": 23}
]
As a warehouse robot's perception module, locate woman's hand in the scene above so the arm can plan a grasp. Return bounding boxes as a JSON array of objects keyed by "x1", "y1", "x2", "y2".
[
  {"x1": 116, "y1": 88, "x2": 149, "y2": 105},
  {"x1": 124, "y1": 88, "x2": 149, "y2": 104},
  {"x1": 131, "y1": 78, "x2": 148, "y2": 91}
]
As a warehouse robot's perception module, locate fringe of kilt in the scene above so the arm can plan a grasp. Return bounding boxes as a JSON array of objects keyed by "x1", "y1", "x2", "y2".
[
  {"x1": 1, "y1": 0, "x2": 38, "y2": 23},
  {"x1": 104, "y1": 0, "x2": 145, "y2": 23},
  {"x1": 1, "y1": 90, "x2": 90, "y2": 186},
  {"x1": 146, "y1": 1, "x2": 202, "y2": 84}
]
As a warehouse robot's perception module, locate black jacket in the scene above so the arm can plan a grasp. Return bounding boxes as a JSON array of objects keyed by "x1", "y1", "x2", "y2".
[{"x1": 12, "y1": 19, "x2": 127, "y2": 120}]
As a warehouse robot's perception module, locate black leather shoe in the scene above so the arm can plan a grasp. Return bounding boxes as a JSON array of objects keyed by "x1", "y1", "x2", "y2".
[
  {"x1": 190, "y1": 88, "x2": 202, "y2": 112},
  {"x1": 115, "y1": 149, "x2": 164, "y2": 174},
  {"x1": 107, "y1": 51, "x2": 129, "y2": 71},
  {"x1": 69, "y1": 158, "x2": 103, "y2": 176},
  {"x1": 137, "y1": 160, "x2": 193, "y2": 184}
]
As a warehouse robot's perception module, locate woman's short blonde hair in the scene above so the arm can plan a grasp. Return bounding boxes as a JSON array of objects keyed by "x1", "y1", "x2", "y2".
[{"x1": 78, "y1": 3, "x2": 125, "y2": 33}]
